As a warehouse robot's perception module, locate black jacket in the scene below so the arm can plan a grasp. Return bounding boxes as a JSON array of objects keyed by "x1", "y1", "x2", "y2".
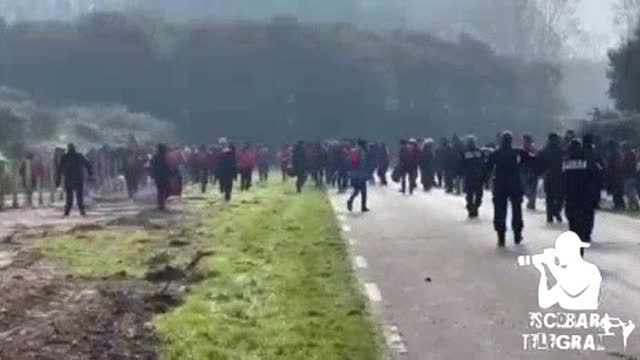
[
  {"x1": 292, "y1": 144, "x2": 306, "y2": 175},
  {"x1": 216, "y1": 147, "x2": 237, "y2": 181},
  {"x1": 461, "y1": 148, "x2": 486, "y2": 184},
  {"x1": 151, "y1": 152, "x2": 171, "y2": 187},
  {"x1": 56, "y1": 151, "x2": 93, "y2": 189},
  {"x1": 485, "y1": 147, "x2": 531, "y2": 196},
  {"x1": 563, "y1": 153, "x2": 601, "y2": 207}
]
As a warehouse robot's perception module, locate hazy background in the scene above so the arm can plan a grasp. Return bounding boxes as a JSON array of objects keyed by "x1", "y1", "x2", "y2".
[
  {"x1": 0, "y1": 0, "x2": 636, "y2": 153},
  {"x1": 0, "y1": 0, "x2": 622, "y2": 116}
]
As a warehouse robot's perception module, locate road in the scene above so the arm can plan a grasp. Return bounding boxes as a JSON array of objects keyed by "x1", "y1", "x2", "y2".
[{"x1": 330, "y1": 184, "x2": 640, "y2": 360}]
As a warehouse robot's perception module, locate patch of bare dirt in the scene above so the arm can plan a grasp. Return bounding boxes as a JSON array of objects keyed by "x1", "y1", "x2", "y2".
[{"x1": 0, "y1": 247, "x2": 212, "y2": 360}]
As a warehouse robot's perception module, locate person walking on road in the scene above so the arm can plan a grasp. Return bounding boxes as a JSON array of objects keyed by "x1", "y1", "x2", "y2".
[
  {"x1": 347, "y1": 139, "x2": 370, "y2": 213},
  {"x1": 419, "y1": 139, "x2": 436, "y2": 191},
  {"x1": 375, "y1": 142, "x2": 390, "y2": 186},
  {"x1": 521, "y1": 134, "x2": 540, "y2": 210},
  {"x1": 398, "y1": 139, "x2": 418, "y2": 195},
  {"x1": 461, "y1": 135, "x2": 486, "y2": 218},
  {"x1": 485, "y1": 131, "x2": 532, "y2": 247},
  {"x1": 622, "y1": 142, "x2": 640, "y2": 211},
  {"x1": 563, "y1": 138, "x2": 602, "y2": 252},
  {"x1": 539, "y1": 133, "x2": 564, "y2": 223}
]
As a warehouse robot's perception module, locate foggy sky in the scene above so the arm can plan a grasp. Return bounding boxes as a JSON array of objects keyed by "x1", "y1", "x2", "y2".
[{"x1": 0, "y1": 0, "x2": 621, "y2": 59}]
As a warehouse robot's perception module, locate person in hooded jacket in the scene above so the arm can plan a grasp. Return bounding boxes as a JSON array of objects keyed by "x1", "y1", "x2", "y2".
[{"x1": 56, "y1": 143, "x2": 93, "y2": 216}]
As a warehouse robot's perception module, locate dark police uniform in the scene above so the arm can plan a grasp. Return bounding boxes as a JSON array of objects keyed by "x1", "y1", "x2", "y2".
[
  {"x1": 562, "y1": 155, "x2": 600, "y2": 244},
  {"x1": 461, "y1": 147, "x2": 486, "y2": 217},
  {"x1": 485, "y1": 143, "x2": 530, "y2": 246}
]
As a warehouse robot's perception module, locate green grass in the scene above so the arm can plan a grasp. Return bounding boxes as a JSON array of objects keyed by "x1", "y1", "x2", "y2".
[
  {"x1": 36, "y1": 223, "x2": 212, "y2": 278},
  {"x1": 37, "y1": 227, "x2": 163, "y2": 277},
  {"x1": 36, "y1": 181, "x2": 381, "y2": 359},
  {"x1": 155, "y1": 183, "x2": 381, "y2": 360}
]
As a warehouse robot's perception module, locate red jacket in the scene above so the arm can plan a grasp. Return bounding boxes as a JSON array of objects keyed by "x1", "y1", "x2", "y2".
[{"x1": 238, "y1": 150, "x2": 256, "y2": 169}]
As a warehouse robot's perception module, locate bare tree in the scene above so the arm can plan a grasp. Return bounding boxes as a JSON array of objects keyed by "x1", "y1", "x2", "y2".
[
  {"x1": 463, "y1": 0, "x2": 580, "y2": 60},
  {"x1": 614, "y1": 0, "x2": 640, "y2": 42}
]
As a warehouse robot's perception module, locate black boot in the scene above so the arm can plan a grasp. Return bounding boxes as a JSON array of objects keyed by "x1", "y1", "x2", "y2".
[
  {"x1": 347, "y1": 199, "x2": 353, "y2": 212},
  {"x1": 497, "y1": 232, "x2": 506, "y2": 247},
  {"x1": 514, "y1": 231, "x2": 523, "y2": 245}
]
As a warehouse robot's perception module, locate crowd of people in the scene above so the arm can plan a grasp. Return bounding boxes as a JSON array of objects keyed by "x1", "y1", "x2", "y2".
[
  {"x1": 17, "y1": 130, "x2": 640, "y2": 255},
  {"x1": 327, "y1": 130, "x2": 608, "y2": 253}
]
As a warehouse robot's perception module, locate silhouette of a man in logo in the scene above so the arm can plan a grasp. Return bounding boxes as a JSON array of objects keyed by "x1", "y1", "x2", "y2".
[{"x1": 533, "y1": 231, "x2": 601, "y2": 310}]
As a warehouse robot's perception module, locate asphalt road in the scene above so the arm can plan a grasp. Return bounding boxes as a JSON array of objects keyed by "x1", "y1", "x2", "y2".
[{"x1": 330, "y1": 184, "x2": 640, "y2": 360}]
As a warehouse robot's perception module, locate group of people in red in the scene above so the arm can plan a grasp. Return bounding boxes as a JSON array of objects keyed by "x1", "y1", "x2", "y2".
[{"x1": 147, "y1": 138, "x2": 273, "y2": 209}]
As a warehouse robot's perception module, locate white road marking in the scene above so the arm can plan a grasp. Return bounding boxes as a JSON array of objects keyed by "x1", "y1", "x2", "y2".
[
  {"x1": 354, "y1": 256, "x2": 368, "y2": 269},
  {"x1": 364, "y1": 283, "x2": 382, "y2": 302}
]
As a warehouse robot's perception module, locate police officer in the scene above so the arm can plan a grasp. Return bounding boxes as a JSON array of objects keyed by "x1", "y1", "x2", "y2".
[
  {"x1": 485, "y1": 131, "x2": 531, "y2": 246},
  {"x1": 461, "y1": 135, "x2": 486, "y2": 218},
  {"x1": 539, "y1": 133, "x2": 564, "y2": 223},
  {"x1": 563, "y1": 138, "x2": 601, "y2": 251}
]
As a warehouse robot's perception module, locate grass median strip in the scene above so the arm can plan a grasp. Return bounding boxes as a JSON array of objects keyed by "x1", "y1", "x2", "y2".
[{"x1": 37, "y1": 182, "x2": 381, "y2": 359}]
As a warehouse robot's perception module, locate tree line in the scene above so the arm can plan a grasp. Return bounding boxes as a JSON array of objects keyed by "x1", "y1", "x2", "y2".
[{"x1": 0, "y1": 13, "x2": 566, "y2": 145}]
